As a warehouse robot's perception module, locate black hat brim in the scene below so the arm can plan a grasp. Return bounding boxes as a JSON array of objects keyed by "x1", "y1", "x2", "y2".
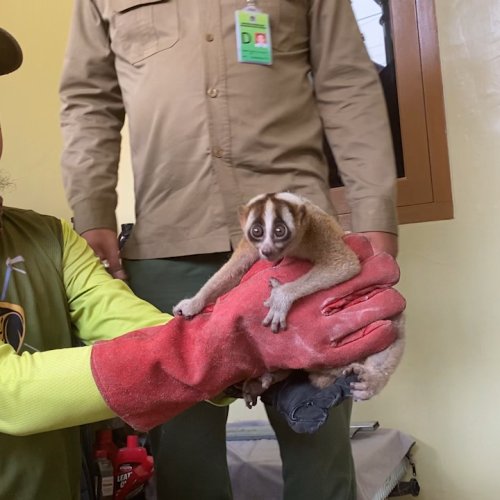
[{"x1": 0, "y1": 27, "x2": 23, "y2": 76}]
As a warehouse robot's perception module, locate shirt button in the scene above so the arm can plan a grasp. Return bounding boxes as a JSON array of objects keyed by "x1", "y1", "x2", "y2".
[
  {"x1": 207, "y1": 88, "x2": 218, "y2": 98},
  {"x1": 213, "y1": 148, "x2": 224, "y2": 158},
  {"x1": 206, "y1": 33, "x2": 215, "y2": 42}
]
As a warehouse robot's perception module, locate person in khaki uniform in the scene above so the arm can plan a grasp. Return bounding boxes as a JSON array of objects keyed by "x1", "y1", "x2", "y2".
[{"x1": 60, "y1": 1, "x2": 399, "y2": 498}]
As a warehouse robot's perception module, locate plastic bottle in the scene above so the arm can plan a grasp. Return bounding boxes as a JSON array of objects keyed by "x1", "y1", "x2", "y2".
[
  {"x1": 114, "y1": 434, "x2": 154, "y2": 500},
  {"x1": 94, "y1": 449, "x2": 114, "y2": 500},
  {"x1": 94, "y1": 428, "x2": 118, "y2": 462}
]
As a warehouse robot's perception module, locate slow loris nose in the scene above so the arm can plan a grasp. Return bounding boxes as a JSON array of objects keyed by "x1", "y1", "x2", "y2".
[{"x1": 260, "y1": 248, "x2": 274, "y2": 258}]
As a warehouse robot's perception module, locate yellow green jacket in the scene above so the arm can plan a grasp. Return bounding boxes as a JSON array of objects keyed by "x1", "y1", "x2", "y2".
[{"x1": 0, "y1": 207, "x2": 169, "y2": 499}]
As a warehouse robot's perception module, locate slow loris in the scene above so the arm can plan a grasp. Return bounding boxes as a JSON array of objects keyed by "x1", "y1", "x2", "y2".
[{"x1": 174, "y1": 192, "x2": 404, "y2": 406}]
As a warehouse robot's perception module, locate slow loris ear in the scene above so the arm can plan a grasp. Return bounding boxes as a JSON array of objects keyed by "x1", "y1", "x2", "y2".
[
  {"x1": 296, "y1": 204, "x2": 307, "y2": 226},
  {"x1": 238, "y1": 205, "x2": 250, "y2": 228}
]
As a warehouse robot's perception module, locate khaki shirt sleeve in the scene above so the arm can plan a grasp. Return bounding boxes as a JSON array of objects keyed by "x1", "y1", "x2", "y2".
[
  {"x1": 309, "y1": 0, "x2": 398, "y2": 235},
  {"x1": 60, "y1": 0, "x2": 124, "y2": 235}
]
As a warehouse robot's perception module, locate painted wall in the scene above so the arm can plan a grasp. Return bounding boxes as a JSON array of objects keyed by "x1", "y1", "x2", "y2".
[
  {"x1": 1, "y1": 1, "x2": 499, "y2": 498},
  {"x1": 1, "y1": 3, "x2": 135, "y2": 226},
  {"x1": 350, "y1": 3, "x2": 500, "y2": 499},
  {"x1": 1, "y1": 3, "x2": 73, "y2": 219}
]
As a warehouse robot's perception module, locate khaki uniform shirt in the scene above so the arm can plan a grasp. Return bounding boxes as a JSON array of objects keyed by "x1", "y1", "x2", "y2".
[{"x1": 60, "y1": 0, "x2": 397, "y2": 259}]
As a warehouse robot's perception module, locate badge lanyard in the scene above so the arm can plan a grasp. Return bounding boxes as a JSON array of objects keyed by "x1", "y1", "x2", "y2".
[{"x1": 235, "y1": 0, "x2": 273, "y2": 65}]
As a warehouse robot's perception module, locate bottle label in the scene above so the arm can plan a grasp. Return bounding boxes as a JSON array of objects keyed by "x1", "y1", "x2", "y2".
[
  {"x1": 101, "y1": 476, "x2": 114, "y2": 496},
  {"x1": 116, "y1": 464, "x2": 133, "y2": 490}
]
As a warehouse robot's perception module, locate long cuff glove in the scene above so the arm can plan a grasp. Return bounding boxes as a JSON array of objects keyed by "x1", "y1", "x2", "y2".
[{"x1": 91, "y1": 234, "x2": 405, "y2": 431}]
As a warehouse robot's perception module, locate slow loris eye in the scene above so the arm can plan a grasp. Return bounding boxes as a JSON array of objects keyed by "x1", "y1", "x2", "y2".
[
  {"x1": 274, "y1": 222, "x2": 289, "y2": 240},
  {"x1": 250, "y1": 223, "x2": 264, "y2": 239}
]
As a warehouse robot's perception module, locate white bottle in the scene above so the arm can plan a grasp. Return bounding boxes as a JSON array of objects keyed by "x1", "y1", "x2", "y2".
[{"x1": 94, "y1": 449, "x2": 114, "y2": 500}]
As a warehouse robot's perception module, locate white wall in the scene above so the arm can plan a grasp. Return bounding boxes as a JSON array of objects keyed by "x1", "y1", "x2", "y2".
[
  {"x1": 354, "y1": 2, "x2": 500, "y2": 499},
  {"x1": 2, "y1": 1, "x2": 500, "y2": 498}
]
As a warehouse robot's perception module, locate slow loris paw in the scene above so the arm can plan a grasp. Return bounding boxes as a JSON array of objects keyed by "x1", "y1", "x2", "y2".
[
  {"x1": 242, "y1": 376, "x2": 269, "y2": 408},
  {"x1": 346, "y1": 363, "x2": 386, "y2": 401},
  {"x1": 172, "y1": 297, "x2": 204, "y2": 318},
  {"x1": 242, "y1": 372, "x2": 288, "y2": 408},
  {"x1": 263, "y1": 279, "x2": 292, "y2": 332}
]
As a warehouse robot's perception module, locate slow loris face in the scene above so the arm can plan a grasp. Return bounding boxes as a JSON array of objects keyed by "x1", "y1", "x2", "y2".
[{"x1": 240, "y1": 192, "x2": 306, "y2": 262}]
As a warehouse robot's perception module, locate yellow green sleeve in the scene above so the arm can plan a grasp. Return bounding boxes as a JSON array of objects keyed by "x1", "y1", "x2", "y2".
[
  {"x1": 61, "y1": 218, "x2": 170, "y2": 342},
  {"x1": 0, "y1": 342, "x2": 115, "y2": 435}
]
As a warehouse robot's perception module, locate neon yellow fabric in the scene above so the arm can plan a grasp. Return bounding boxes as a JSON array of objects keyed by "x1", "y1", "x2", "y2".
[
  {"x1": 0, "y1": 343, "x2": 108, "y2": 435},
  {"x1": 0, "y1": 218, "x2": 170, "y2": 436},
  {"x1": 62, "y1": 219, "x2": 170, "y2": 342}
]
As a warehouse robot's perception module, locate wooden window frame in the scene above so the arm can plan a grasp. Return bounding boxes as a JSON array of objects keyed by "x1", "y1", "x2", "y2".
[{"x1": 331, "y1": 0, "x2": 453, "y2": 228}]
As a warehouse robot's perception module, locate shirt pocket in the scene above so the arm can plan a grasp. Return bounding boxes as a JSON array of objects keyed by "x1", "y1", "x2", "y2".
[
  {"x1": 244, "y1": 0, "x2": 307, "y2": 53},
  {"x1": 110, "y1": 0, "x2": 179, "y2": 65}
]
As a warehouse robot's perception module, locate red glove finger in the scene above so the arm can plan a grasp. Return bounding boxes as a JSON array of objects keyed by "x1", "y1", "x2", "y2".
[
  {"x1": 287, "y1": 287, "x2": 405, "y2": 345},
  {"x1": 317, "y1": 320, "x2": 399, "y2": 369},
  {"x1": 206, "y1": 286, "x2": 405, "y2": 372}
]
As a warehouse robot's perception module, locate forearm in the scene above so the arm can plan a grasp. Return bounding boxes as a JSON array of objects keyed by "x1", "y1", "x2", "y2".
[
  {"x1": 60, "y1": 0, "x2": 125, "y2": 234},
  {"x1": 0, "y1": 343, "x2": 113, "y2": 436}
]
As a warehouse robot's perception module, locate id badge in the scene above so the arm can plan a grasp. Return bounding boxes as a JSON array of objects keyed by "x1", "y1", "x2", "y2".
[{"x1": 235, "y1": 7, "x2": 272, "y2": 65}]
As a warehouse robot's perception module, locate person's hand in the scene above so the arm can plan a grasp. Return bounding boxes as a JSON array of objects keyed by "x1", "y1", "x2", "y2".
[
  {"x1": 361, "y1": 231, "x2": 398, "y2": 257},
  {"x1": 81, "y1": 228, "x2": 126, "y2": 280}
]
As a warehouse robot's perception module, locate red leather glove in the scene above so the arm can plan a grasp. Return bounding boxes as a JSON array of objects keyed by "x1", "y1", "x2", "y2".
[{"x1": 91, "y1": 234, "x2": 405, "y2": 431}]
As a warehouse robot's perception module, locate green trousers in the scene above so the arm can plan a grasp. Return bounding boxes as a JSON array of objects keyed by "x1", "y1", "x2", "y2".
[{"x1": 123, "y1": 255, "x2": 356, "y2": 500}]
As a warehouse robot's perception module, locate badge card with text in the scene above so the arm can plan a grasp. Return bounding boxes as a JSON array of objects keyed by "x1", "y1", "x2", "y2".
[{"x1": 235, "y1": 9, "x2": 272, "y2": 65}]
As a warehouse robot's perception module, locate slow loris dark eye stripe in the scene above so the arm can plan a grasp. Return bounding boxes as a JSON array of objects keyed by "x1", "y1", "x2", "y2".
[{"x1": 243, "y1": 195, "x2": 298, "y2": 260}]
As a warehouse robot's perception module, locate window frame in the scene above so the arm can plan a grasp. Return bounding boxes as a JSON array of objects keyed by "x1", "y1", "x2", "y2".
[{"x1": 330, "y1": 0, "x2": 453, "y2": 228}]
